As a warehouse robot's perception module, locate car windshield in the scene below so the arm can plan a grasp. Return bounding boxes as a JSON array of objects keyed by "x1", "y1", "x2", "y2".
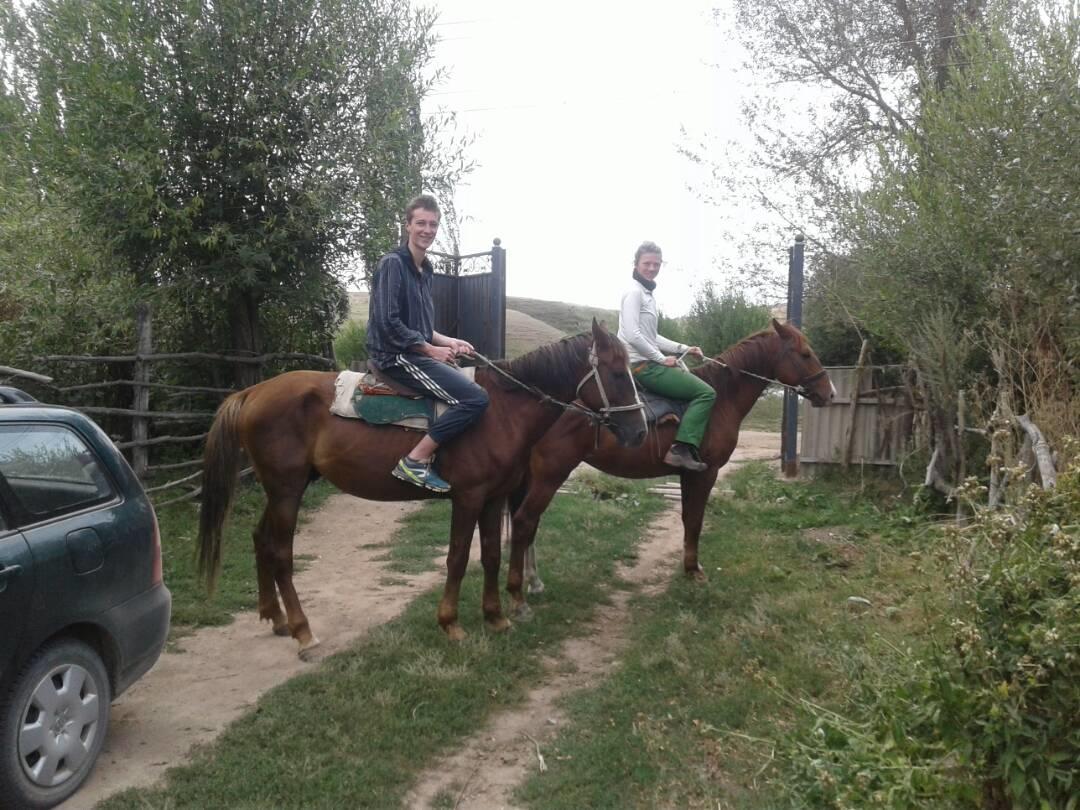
[{"x1": 0, "y1": 424, "x2": 114, "y2": 520}]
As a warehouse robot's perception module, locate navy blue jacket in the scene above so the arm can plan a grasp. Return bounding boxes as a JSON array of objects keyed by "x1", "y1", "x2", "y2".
[{"x1": 366, "y1": 246, "x2": 435, "y2": 368}]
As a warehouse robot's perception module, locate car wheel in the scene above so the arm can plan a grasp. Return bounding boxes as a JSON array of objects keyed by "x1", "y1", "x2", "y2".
[{"x1": 0, "y1": 639, "x2": 111, "y2": 810}]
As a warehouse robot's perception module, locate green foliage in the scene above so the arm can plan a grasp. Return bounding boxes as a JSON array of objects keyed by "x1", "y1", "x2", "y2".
[
  {"x1": 777, "y1": 445, "x2": 1080, "y2": 809},
  {"x1": 940, "y1": 454, "x2": 1080, "y2": 808},
  {"x1": 1, "y1": 0, "x2": 466, "y2": 376},
  {"x1": 829, "y1": 4, "x2": 1079, "y2": 406},
  {"x1": 681, "y1": 281, "x2": 772, "y2": 355},
  {"x1": 333, "y1": 320, "x2": 368, "y2": 370}
]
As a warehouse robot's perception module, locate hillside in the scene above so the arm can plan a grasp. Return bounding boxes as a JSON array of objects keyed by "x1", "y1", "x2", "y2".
[
  {"x1": 345, "y1": 291, "x2": 611, "y2": 358},
  {"x1": 505, "y1": 297, "x2": 619, "y2": 335}
]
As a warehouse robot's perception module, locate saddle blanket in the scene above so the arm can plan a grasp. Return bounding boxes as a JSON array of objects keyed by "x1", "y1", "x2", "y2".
[
  {"x1": 638, "y1": 386, "x2": 688, "y2": 426},
  {"x1": 329, "y1": 368, "x2": 476, "y2": 431}
]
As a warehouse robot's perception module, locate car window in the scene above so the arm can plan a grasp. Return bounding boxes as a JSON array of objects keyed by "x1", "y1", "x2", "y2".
[{"x1": 0, "y1": 424, "x2": 114, "y2": 521}]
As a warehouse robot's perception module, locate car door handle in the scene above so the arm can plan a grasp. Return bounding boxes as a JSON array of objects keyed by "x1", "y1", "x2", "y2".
[{"x1": 0, "y1": 564, "x2": 22, "y2": 580}]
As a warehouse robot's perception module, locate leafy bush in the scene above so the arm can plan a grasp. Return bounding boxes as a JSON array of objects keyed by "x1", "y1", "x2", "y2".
[
  {"x1": 334, "y1": 320, "x2": 368, "y2": 370},
  {"x1": 779, "y1": 443, "x2": 1080, "y2": 809},
  {"x1": 939, "y1": 449, "x2": 1080, "y2": 808},
  {"x1": 682, "y1": 281, "x2": 772, "y2": 355}
]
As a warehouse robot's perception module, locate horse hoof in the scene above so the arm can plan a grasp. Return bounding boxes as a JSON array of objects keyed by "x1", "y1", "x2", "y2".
[
  {"x1": 272, "y1": 623, "x2": 291, "y2": 637},
  {"x1": 444, "y1": 624, "x2": 467, "y2": 642},
  {"x1": 298, "y1": 637, "x2": 322, "y2": 662},
  {"x1": 686, "y1": 566, "x2": 708, "y2": 583},
  {"x1": 510, "y1": 602, "x2": 533, "y2": 621},
  {"x1": 526, "y1": 579, "x2": 546, "y2": 596},
  {"x1": 485, "y1": 617, "x2": 512, "y2": 633}
]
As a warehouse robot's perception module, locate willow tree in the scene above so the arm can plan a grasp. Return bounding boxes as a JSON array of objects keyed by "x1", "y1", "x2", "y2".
[{"x1": 4, "y1": 0, "x2": 465, "y2": 386}]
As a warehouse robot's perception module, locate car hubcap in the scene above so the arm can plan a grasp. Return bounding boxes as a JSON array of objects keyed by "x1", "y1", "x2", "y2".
[{"x1": 18, "y1": 663, "x2": 101, "y2": 787}]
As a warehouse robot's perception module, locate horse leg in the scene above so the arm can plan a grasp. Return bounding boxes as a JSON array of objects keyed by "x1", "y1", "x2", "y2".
[
  {"x1": 262, "y1": 491, "x2": 320, "y2": 658},
  {"x1": 478, "y1": 496, "x2": 511, "y2": 633},
  {"x1": 524, "y1": 544, "x2": 544, "y2": 596},
  {"x1": 252, "y1": 509, "x2": 288, "y2": 636},
  {"x1": 507, "y1": 472, "x2": 564, "y2": 618},
  {"x1": 680, "y1": 467, "x2": 719, "y2": 581},
  {"x1": 438, "y1": 499, "x2": 482, "y2": 641}
]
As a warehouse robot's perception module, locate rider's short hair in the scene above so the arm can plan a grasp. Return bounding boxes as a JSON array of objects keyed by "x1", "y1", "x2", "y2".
[
  {"x1": 405, "y1": 195, "x2": 441, "y2": 224},
  {"x1": 634, "y1": 241, "x2": 663, "y2": 267}
]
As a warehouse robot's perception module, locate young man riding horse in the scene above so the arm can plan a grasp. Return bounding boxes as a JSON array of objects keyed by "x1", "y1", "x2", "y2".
[{"x1": 366, "y1": 194, "x2": 486, "y2": 493}]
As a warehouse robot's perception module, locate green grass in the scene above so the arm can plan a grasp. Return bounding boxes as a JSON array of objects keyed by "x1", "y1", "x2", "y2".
[
  {"x1": 100, "y1": 479, "x2": 666, "y2": 810},
  {"x1": 156, "y1": 478, "x2": 337, "y2": 631},
  {"x1": 506, "y1": 296, "x2": 619, "y2": 335},
  {"x1": 514, "y1": 463, "x2": 943, "y2": 809}
]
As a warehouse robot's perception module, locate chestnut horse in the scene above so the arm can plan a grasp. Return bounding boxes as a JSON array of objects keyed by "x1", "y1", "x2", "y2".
[
  {"x1": 197, "y1": 321, "x2": 647, "y2": 657},
  {"x1": 506, "y1": 320, "x2": 835, "y2": 616}
]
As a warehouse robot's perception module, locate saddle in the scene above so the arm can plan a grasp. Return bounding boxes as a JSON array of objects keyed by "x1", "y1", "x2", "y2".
[
  {"x1": 329, "y1": 364, "x2": 476, "y2": 431},
  {"x1": 638, "y1": 385, "x2": 687, "y2": 427}
]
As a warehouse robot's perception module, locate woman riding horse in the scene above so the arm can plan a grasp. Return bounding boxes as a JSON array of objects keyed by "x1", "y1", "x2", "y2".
[{"x1": 505, "y1": 320, "x2": 835, "y2": 618}]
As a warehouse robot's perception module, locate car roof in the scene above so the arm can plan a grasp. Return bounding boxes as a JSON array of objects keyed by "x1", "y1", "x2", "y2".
[{"x1": 0, "y1": 403, "x2": 99, "y2": 427}]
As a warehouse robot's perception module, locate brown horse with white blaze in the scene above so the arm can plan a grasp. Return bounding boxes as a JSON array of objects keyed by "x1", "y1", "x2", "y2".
[
  {"x1": 506, "y1": 320, "x2": 834, "y2": 616},
  {"x1": 197, "y1": 320, "x2": 646, "y2": 657}
]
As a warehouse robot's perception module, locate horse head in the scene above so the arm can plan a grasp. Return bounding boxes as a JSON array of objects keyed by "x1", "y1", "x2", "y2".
[
  {"x1": 769, "y1": 319, "x2": 835, "y2": 407},
  {"x1": 576, "y1": 319, "x2": 648, "y2": 448}
]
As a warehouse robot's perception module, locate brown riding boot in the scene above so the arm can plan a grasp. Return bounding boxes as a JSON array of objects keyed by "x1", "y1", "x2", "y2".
[{"x1": 663, "y1": 441, "x2": 708, "y2": 472}]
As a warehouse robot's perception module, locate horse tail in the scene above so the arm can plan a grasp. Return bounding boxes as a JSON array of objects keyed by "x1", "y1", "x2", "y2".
[{"x1": 197, "y1": 390, "x2": 249, "y2": 594}]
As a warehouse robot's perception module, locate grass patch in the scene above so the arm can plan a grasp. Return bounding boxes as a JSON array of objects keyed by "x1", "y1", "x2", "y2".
[
  {"x1": 99, "y1": 478, "x2": 666, "y2": 810},
  {"x1": 515, "y1": 462, "x2": 943, "y2": 809},
  {"x1": 157, "y1": 478, "x2": 337, "y2": 632},
  {"x1": 741, "y1": 389, "x2": 785, "y2": 432}
]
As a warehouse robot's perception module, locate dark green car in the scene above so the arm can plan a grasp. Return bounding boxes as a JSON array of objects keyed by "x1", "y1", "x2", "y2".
[{"x1": 0, "y1": 391, "x2": 171, "y2": 809}]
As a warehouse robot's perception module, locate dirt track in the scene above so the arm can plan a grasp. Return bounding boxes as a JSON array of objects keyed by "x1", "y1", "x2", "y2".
[{"x1": 64, "y1": 431, "x2": 780, "y2": 810}]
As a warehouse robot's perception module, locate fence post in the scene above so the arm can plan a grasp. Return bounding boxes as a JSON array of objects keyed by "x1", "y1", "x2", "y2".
[
  {"x1": 491, "y1": 237, "x2": 506, "y2": 359},
  {"x1": 132, "y1": 302, "x2": 152, "y2": 479},
  {"x1": 781, "y1": 234, "x2": 805, "y2": 478}
]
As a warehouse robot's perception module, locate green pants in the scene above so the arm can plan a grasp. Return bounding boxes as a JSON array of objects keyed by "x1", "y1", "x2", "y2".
[{"x1": 634, "y1": 362, "x2": 717, "y2": 448}]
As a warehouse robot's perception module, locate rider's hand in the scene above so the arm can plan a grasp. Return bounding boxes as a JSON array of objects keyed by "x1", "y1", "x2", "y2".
[
  {"x1": 422, "y1": 343, "x2": 456, "y2": 364},
  {"x1": 661, "y1": 356, "x2": 678, "y2": 367},
  {"x1": 687, "y1": 346, "x2": 705, "y2": 358},
  {"x1": 450, "y1": 338, "x2": 475, "y2": 356}
]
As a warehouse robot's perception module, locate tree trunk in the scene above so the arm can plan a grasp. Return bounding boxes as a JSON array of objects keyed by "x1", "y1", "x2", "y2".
[{"x1": 228, "y1": 289, "x2": 264, "y2": 389}]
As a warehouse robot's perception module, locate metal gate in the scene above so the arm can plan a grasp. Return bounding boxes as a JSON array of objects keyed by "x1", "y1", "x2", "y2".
[{"x1": 430, "y1": 238, "x2": 507, "y2": 359}]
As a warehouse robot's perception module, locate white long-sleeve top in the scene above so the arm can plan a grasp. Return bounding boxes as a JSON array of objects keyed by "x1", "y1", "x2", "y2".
[{"x1": 617, "y1": 278, "x2": 686, "y2": 364}]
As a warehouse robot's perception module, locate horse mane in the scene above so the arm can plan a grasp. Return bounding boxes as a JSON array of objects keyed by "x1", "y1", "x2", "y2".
[
  {"x1": 694, "y1": 328, "x2": 776, "y2": 394},
  {"x1": 483, "y1": 333, "x2": 592, "y2": 394}
]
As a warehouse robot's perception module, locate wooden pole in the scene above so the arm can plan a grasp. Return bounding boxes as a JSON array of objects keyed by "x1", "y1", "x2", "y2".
[
  {"x1": 842, "y1": 340, "x2": 870, "y2": 468},
  {"x1": 132, "y1": 303, "x2": 152, "y2": 479}
]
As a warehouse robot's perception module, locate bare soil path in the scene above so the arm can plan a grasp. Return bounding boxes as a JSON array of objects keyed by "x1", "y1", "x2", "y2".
[
  {"x1": 403, "y1": 431, "x2": 780, "y2": 810},
  {"x1": 63, "y1": 497, "x2": 435, "y2": 810}
]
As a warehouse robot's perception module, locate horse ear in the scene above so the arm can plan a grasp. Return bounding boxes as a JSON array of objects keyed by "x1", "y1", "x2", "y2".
[
  {"x1": 772, "y1": 318, "x2": 792, "y2": 339},
  {"x1": 592, "y1": 317, "x2": 606, "y2": 342}
]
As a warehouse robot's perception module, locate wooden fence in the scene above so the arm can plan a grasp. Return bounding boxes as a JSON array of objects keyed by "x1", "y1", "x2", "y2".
[
  {"x1": 1, "y1": 304, "x2": 334, "y2": 505},
  {"x1": 801, "y1": 362, "x2": 919, "y2": 469}
]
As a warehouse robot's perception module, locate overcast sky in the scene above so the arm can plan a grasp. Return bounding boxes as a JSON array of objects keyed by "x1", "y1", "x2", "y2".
[{"x1": 409, "y1": 0, "x2": 773, "y2": 317}]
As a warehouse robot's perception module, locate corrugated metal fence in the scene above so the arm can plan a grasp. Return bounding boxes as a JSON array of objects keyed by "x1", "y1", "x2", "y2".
[{"x1": 801, "y1": 366, "x2": 917, "y2": 467}]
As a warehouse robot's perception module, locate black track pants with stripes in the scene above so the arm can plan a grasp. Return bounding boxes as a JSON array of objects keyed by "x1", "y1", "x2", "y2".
[{"x1": 377, "y1": 353, "x2": 489, "y2": 445}]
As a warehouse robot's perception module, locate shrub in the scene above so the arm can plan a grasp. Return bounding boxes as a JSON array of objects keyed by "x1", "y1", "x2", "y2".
[
  {"x1": 779, "y1": 442, "x2": 1080, "y2": 809},
  {"x1": 334, "y1": 320, "x2": 367, "y2": 370}
]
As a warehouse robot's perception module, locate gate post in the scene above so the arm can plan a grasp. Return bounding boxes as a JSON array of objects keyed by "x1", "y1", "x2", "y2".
[
  {"x1": 491, "y1": 238, "x2": 506, "y2": 359},
  {"x1": 781, "y1": 234, "x2": 804, "y2": 478}
]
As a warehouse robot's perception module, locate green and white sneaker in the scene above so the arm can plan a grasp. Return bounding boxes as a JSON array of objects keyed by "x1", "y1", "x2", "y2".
[{"x1": 392, "y1": 455, "x2": 451, "y2": 493}]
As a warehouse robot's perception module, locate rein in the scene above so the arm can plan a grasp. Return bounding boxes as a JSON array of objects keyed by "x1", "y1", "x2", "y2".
[
  {"x1": 470, "y1": 349, "x2": 638, "y2": 425},
  {"x1": 684, "y1": 351, "x2": 827, "y2": 400}
]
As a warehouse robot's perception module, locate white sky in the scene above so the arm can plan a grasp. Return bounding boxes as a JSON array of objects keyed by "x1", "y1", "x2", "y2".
[{"x1": 410, "y1": 0, "x2": 770, "y2": 317}]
